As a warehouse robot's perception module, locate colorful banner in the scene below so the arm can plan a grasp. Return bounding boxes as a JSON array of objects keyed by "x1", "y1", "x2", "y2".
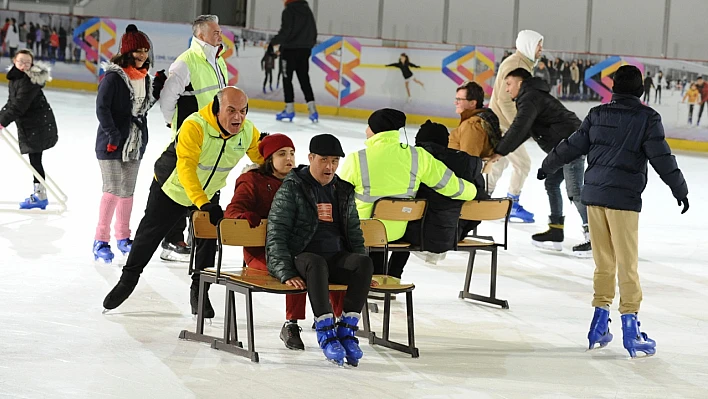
[
  {"x1": 584, "y1": 56, "x2": 645, "y2": 103},
  {"x1": 442, "y1": 46, "x2": 496, "y2": 97},
  {"x1": 311, "y1": 36, "x2": 365, "y2": 106}
]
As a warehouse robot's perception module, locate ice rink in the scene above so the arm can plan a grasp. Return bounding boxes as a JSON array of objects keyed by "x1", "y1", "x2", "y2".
[{"x1": 1, "y1": 88, "x2": 707, "y2": 398}]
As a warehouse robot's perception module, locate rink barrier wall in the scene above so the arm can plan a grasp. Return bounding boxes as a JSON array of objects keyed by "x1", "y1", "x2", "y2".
[{"x1": 0, "y1": 75, "x2": 97, "y2": 92}]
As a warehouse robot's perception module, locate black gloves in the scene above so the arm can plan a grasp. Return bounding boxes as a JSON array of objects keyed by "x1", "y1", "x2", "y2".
[
  {"x1": 259, "y1": 131, "x2": 270, "y2": 141},
  {"x1": 200, "y1": 203, "x2": 224, "y2": 226},
  {"x1": 536, "y1": 168, "x2": 547, "y2": 180},
  {"x1": 152, "y1": 69, "x2": 167, "y2": 100},
  {"x1": 678, "y1": 198, "x2": 689, "y2": 214}
]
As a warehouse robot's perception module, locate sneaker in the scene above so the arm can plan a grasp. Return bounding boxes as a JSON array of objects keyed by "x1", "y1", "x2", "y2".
[
  {"x1": 280, "y1": 322, "x2": 305, "y2": 350},
  {"x1": 160, "y1": 240, "x2": 190, "y2": 262}
]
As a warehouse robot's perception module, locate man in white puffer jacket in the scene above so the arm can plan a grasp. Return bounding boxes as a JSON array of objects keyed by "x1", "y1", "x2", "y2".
[{"x1": 487, "y1": 29, "x2": 544, "y2": 223}]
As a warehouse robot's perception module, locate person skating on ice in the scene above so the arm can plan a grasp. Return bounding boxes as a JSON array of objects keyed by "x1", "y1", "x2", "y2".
[
  {"x1": 93, "y1": 24, "x2": 156, "y2": 263},
  {"x1": 261, "y1": 43, "x2": 277, "y2": 94},
  {"x1": 488, "y1": 68, "x2": 591, "y2": 257},
  {"x1": 271, "y1": 0, "x2": 319, "y2": 123},
  {"x1": 540, "y1": 65, "x2": 689, "y2": 358},
  {"x1": 386, "y1": 53, "x2": 424, "y2": 100},
  {"x1": 0, "y1": 48, "x2": 57, "y2": 210},
  {"x1": 102, "y1": 87, "x2": 264, "y2": 319}
]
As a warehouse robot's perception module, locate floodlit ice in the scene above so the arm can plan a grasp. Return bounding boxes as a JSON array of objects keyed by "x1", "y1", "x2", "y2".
[{"x1": 1, "y1": 88, "x2": 707, "y2": 398}]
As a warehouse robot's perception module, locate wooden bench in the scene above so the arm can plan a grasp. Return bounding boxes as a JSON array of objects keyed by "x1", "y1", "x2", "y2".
[
  {"x1": 455, "y1": 198, "x2": 513, "y2": 309},
  {"x1": 179, "y1": 211, "x2": 418, "y2": 362}
]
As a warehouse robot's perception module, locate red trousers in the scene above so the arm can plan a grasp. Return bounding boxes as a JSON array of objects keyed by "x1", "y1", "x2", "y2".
[{"x1": 246, "y1": 249, "x2": 345, "y2": 319}]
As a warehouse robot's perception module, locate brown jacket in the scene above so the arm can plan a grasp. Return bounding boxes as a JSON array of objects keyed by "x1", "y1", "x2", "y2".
[
  {"x1": 449, "y1": 108, "x2": 495, "y2": 158},
  {"x1": 489, "y1": 50, "x2": 535, "y2": 132}
]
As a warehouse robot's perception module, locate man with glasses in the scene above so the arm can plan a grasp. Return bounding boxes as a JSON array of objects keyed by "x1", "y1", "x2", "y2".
[{"x1": 449, "y1": 81, "x2": 500, "y2": 161}]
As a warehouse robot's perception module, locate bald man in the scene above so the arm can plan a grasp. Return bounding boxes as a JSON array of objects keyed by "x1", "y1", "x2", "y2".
[{"x1": 103, "y1": 87, "x2": 265, "y2": 317}]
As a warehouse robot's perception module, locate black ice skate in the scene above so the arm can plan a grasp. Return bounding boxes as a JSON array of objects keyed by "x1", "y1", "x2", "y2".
[
  {"x1": 532, "y1": 216, "x2": 564, "y2": 251},
  {"x1": 190, "y1": 281, "x2": 215, "y2": 319},
  {"x1": 572, "y1": 225, "x2": 592, "y2": 258},
  {"x1": 103, "y1": 275, "x2": 139, "y2": 312},
  {"x1": 160, "y1": 240, "x2": 190, "y2": 263}
]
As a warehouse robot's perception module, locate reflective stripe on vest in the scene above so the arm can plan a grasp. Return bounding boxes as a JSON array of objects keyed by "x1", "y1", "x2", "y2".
[{"x1": 354, "y1": 145, "x2": 420, "y2": 203}]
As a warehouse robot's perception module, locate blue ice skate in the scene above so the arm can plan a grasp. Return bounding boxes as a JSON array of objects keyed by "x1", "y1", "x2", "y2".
[
  {"x1": 314, "y1": 314, "x2": 346, "y2": 366},
  {"x1": 587, "y1": 307, "x2": 613, "y2": 350},
  {"x1": 621, "y1": 314, "x2": 656, "y2": 358},
  {"x1": 93, "y1": 240, "x2": 114, "y2": 263},
  {"x1": 19, "y1": 194, "x2": 48, "y2": 210},
  {"x1": 507, "y1": 193, "x2": 534, "y2": 223},
  {"x1": 337, "y1": 312, "x2": 364, "y2": 366},
  {"x1": 116, "y1": 238, "x2": 133, "y2": 256},
  {"x1": 309, "y1": 111, "x2": 319, "y2": 123}
]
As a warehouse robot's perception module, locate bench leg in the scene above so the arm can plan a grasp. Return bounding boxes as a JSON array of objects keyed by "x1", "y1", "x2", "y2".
[
  {"x1": 211, "y1": 285, "x2": 259, "y2": 362},
  {"x1": 368, "y1": 290, "x2": 419, "y2": 358},
  {"x1": 458, "y1": 248, "x2": 509, "y2": 309},
  {"x1": 179, "y1": 275, "x2": 222, "y2": 344},
  {"x1": 223, "y1": 289, "x2": 242, "y2": 347},
  {"x1": 458, "y1": 250, "x2": 476, "y2": 299},
  {"x1": 357, "y1": 302, "x2": 373, "y2": 341}
]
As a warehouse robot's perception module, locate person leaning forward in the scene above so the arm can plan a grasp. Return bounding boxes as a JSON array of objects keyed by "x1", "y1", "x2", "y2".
[{"x1": 102, "y1": 87, "x2": 264, "y2": 317}]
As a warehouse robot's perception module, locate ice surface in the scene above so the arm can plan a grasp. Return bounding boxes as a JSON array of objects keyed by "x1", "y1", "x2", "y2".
[{"x1": 1, "y1": 88, "x2": 707, "y2": 398}]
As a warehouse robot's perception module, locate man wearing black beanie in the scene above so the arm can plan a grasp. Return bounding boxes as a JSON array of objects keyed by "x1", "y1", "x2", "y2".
[
  {"x1": 339, "y1": 108, "x2": 478, "y2": 278},
  {"x1": 540, "y1": 64, "x2": 689, "y2": 358}
]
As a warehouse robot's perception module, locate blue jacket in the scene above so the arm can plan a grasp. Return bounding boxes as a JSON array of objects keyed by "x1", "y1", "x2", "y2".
[
  {"x1": 542, "y1": 94, "x2": 688, "y2": 212},
  {"x1": 95, "y1": 63, "x2": 154, "y2": 160}
]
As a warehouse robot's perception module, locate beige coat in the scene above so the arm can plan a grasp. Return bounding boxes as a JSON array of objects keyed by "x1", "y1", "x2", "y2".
[{"x1": 489, "y1": 51, "x2": 535, "y2": 132}]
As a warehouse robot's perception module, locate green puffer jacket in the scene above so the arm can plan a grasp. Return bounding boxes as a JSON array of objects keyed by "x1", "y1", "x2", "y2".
[{"x1": 266, "y1": 166, "x2": 366, "y2": 282}]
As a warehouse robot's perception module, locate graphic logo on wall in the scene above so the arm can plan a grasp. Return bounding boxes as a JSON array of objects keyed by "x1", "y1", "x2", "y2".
[
  {"x1": 73, "y1": 18, "x2": 116, "y2": 76},
  {"x1": 220, "y1": 30, "x2": 239, "y2": 85},
  {"x1": 442, "y1": 46, "x2": 495, "y2": 96},
  {"x1": 584, "y1": 56, "x2": 645, "y2": 103},
  {"x1": 311, "y1": 36, "x2": 365, "y2": 106}
]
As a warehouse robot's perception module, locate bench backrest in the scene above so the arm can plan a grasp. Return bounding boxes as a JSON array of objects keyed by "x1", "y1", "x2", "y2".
[
  {"x1": 459, "y1": 199, "x2": 512, "y2": 221},
  {"x1": 371, "y1": 198, "x2": 427, "y2": 222},
  {"x1": 218, "y1": 219, "x2": 267, "y2": 247},
  {"x1": 191, "y1": 211, "x2": 218, "y2": 239},
  {"x1": 360, "y1": 219, "x2": 387, "y2": 247}
]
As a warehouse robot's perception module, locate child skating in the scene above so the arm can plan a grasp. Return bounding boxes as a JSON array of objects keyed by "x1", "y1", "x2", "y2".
[
  {"x1": 261, "y1": 43, "x2": 276, "y2": 94},
  {"x1": 682, "y1": 83, "x2": 699, "y2": 125},
  {"x1": 386, "y1": 53, "x2": 424, "y2": 100}
]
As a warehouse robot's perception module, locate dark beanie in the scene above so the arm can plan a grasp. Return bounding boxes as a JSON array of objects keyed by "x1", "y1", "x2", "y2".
[
  {"x1": 309, "y1": 134, "x2": 345, "y2": 157},
  {"x1": 415, "y1": 120, "x2": 449, "y2": 147},
  {"x1": 368, "y1": 108, "x2": 406, "y2": 134},
  {"x1": 612, "y1": 65, "x2": 644, "y2": 97}
]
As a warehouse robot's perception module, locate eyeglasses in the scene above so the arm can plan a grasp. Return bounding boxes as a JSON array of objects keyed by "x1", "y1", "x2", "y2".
[
  {"x1": 454, "y1": 97, "x2": 468, "y2": 103},
  {"x1": 15, "y1": 60, "x2": 32, "y2": 66}
]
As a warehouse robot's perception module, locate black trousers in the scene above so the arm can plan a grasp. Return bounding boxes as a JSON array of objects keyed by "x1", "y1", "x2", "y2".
[
  {"x1": 281, "y1": 48, "x2": 315, "y2": 103},
  {"x1": 294, "y1": 252, "x2": 373, "y2": 317},
  {"x1": 28, "y1": 152, "x2": 45, "y2": 184},
  {"x1": 263, "y1": 69, "x2": 273, "y2": 88},
  {"x1": 121, "y1": 179, "x2": 219, "y2": 283},
  {"x1": 164, "y1": 216, "x2": 187, "y2": 245}
]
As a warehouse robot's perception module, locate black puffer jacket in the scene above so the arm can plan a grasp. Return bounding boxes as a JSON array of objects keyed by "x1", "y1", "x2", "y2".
[
  {"x1": 266, "y1": 166, "x2": 365, "y2": 283},
  {"x1": 270, "y1": 0, "x2": 317, "y2": 50},
  {"x1": 496, "y1": 77, "x2": 581, "y2": 155},
  {"x1": 407, "y1": 142, "x2": 486, "y2": 253},
  {"x1": 542, "y1": 94, "x2": 688, "y2": 212},
  {"x1": 0, "y1": 64, "x2": 57, "y2": 154}
]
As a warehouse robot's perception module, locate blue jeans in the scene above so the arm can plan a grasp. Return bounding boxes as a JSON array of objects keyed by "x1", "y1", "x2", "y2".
[{"x1": 545, "y1": 155, "x2": 588, "y2": 224}]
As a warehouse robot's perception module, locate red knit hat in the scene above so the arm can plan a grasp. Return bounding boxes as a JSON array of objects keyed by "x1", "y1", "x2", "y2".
[
  {"x1": 120, "y1": 24, "x2": 150, "y2": 54},
  {"x1": 258, "y1": 133, "x2": 295, "y2": 160}
]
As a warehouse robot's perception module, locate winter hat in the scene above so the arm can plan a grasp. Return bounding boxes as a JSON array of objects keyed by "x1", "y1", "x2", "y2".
[
  {"x1": 612, "y1": 65, "x2": 644, "y2": 97},
  {"x1": 515, "y1": 30, "x2": 543, "y2": 62},
  {"x1": 120, "y1": 24, "x2": 151, "y2": 54},
  {"x1": 309, "y1": 134, "x2": 345, "y2": 157},
  {"x1": 368, "y1": 108, "x2": 406, "y2": 134},
  {"x1": 258, "y1": 133, "x2": 295, "y2": 160},
  {"x1": 415, "y1": 120, "x2": 449, "y2": 147}
]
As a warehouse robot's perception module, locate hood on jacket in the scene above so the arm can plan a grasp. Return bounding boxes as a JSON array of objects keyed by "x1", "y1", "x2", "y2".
[
  {"x1": 515, "y1": 30, "x2": 543, "y2": 62},
  {"x1": 286, "y1": 0, "x2": 314, "y2": 16},
  {"x1": 101, "y1": 61, "x2": 154, "y2": 117},
  {"x1": 519, "y1": 77, "x2": 551, "y2": 97}
]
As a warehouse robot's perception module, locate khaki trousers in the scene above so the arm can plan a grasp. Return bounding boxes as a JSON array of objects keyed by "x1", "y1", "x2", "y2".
[
  {"x1": 487, "y1": 143, "x2": 531, "y2": 196},
  {"x1": 588, "y1": 206, "x2": 642, "y2": 314}
]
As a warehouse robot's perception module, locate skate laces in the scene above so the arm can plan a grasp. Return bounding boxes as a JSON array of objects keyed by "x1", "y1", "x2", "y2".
[{"x1": 285, "y1": 323, "x2": 302, "y2": 338}]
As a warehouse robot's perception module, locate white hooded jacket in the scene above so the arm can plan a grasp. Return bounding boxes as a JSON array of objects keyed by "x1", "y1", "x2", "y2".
[{"x1": 490, "y1": 30, "x2": 544, "y2": 132}]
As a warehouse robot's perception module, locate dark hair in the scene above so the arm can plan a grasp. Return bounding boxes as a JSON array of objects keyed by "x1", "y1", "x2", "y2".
[
  {"x1": 400, "y1": 53, "x2": 409, "y2": 64},
  {"x1": 456, "y1": 81, "x2": 484, "y2": 109},
  {"x1": 505, "y1": 67, "x2": 532, "y2": 80},
  {"x1": 110, "y1": 51, "x2": 149, "y2": 70},
  {"x1": 257, "y1": 156, "x2": 275, "y2": 176},
  {"x1": 14, "y1": 49, "x2": 34, "y2": 63}
]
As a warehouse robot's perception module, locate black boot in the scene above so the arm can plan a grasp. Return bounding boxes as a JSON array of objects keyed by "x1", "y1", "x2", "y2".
[
  {"x1": 190, "y1": 280, "x2": 215, "y2": 319},
  {"x1": 103, "y1": 274, "x2": 139, "y2": 310},
  {"x1": 280, "y1": 321, "x2": 305, "y2": 350},
  {"x1": 531, "y1": 216, "x2": 564, "y2": 251}
]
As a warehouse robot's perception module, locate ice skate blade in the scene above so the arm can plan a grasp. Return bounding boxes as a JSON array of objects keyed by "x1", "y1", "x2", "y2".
[
  {"x1": 627, "y1": 348, "x2": 656, "y2": 359},
  {"x1": 160, "y1": 249, "x2": 190, "y2": 263},
  {"x1": 191, "y1": 314, "x2": 213, "y2": 325},
  {"x1": 94, "y1": 257, "x2": 113, "y2": 264},
  {"x1": 327, "y1": 358, "x2": 345, "y2": 367},
  {"x1": 345, "y1": 356, "x2": 359, "y2": 367},
  {"x1": 509, "y1": 217, "x2": 534, "y2": 224},
  {"x1": 531, "y1": 240, "x2": 563, "y2": 251},
  {"x1": 102, "y1": 308, "x2": 110, "y2": 314},
  {"x1": 573, "y1": 250, "x2": 593, "y2": 258}
]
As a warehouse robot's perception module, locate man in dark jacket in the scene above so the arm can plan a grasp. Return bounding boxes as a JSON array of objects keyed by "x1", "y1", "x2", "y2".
[
  {"x1": 490, "y1": 67, "x2": 590, "y2": 256},
  {"x1": 407, "y1": 120, "x2": 486, "y2": 257},
  {"x1": 266, "y1": 134, "x2": 373, "y2": 367},
  {"x1": 540, "y1": 65, "x2": 689, "y2": 358},
  {"x1": 271, "y1": 0, "x2": 319, "y2": 122}
]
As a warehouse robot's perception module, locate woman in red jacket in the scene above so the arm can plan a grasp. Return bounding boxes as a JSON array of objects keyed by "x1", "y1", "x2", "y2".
[{"x1": 225, "y1": 133, "x2": 344, "y2": 351}]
